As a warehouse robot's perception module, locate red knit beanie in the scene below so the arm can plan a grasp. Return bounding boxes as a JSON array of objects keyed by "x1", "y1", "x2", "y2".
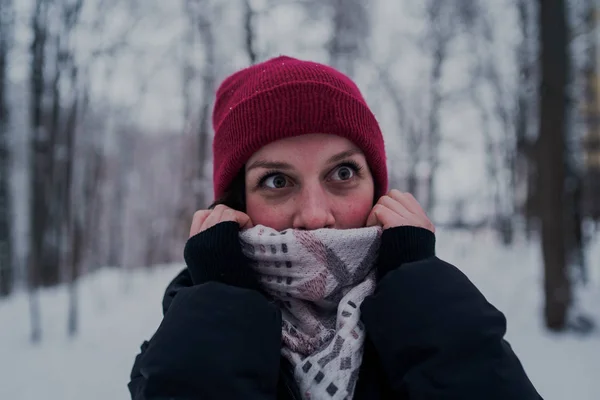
[{"x1": 212, "y1": 55, "x2": 388, "y2": 200}]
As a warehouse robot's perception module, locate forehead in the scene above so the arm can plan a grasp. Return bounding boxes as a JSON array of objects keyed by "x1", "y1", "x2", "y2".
[{"x1": 247, "y1": 134, "x2": 361, "y2": 163}]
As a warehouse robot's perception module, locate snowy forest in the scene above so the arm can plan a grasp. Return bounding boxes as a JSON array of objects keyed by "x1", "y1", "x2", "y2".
[{"x1": 1, "y1": 0, "x2": 599, "y2": 399}]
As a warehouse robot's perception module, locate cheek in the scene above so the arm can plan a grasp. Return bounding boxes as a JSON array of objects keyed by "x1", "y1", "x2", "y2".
[
  {"x1": 334, "y1": 192, "x2": 374, "y2": 229},
  {"x1": 245, "y1": 195, "x2": 292, "y2": 231}
]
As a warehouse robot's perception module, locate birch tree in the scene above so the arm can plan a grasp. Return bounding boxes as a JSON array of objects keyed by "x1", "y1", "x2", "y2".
[{"x1": 0, "y1": 0, "x2": 14, "y2": 297}]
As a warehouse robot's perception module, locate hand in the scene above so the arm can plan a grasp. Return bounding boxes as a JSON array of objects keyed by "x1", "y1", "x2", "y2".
[
  {"x1": 184, "y1": 205, "x2": 257, "y2": 289},
  {"x1": 366, "y1": 190, "x2": 435, "y2": 233},
  {"x1": 189, "y1": 205, "x2": 254, "y2": 237}
]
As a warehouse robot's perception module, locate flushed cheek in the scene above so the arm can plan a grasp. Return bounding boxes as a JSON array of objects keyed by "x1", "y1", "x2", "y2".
[
  {"x1": 246, "y1": 201, "x2": 292, "y2": 231},
  {"x1": 335, "y1": 197, "x2": 373, "y2": 228}
]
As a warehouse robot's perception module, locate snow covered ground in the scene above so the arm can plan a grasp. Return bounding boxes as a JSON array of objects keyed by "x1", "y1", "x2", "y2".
[{"x1": 1, "y1": 229, "x2": 599, "y2": 400}]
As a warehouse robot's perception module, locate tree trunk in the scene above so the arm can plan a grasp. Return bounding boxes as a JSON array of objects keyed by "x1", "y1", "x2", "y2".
[
  {"x1": 538, "y1": 0, "x2": 571, "y2": 331},
  {"x1": 327, "y1": 0, "x2": 369, "y2": 77},
  {"x1": 61, "y1": 10, "x2": 84, "y2": 343},
  {"x1": 27, "y1": 0, "x2": 48, "y2": 341},
  {"x1": 44, "y1": 33, "x2": 63, "y2": 281},
  {"x1": 196, "y1": 8, "x2": 215, "y2": 209},
  {"x1": 424, "y1": 1, "x2": 450, "y2": 217},
  {"x1": 0, "y1": 0, "x2": 14, "y2": 297},
  {"x1": 66, "y1": 145, "x2": 81, "y2": 338},
  {"x1": 79, "y1": 76, "x2": 101, "y2": 275},
  {"x1": 83, "y1": 142, "x2": 102, "y2": 272},
  {"x1": 107, "y1": 131, "x2": 128, "y2": 268},
  {"x1": 243, "y1": 0, "x2": 257, "y2": 64},
  {"x1": 573, "y1": 0, "x2": 599, "y2": 283},
  {"x1": 514, "y1": 0, "x2": 538, "y2": 237},
  {"x1": 28, "y1": 283, "x2": 42, "y2": 343},
  {"x1": 182, "y1": 21, "x2": 195, "y2": 126},
  {"x1": 581, "y1": 0, "x2": 600, "y2": 220},
  {"x1": 64, "y1": 77, "x2": 79, "y2": 336},
  {"x1": 98, "y1": 64, "x2": 121, "y2": 269},
  {"x1": 29, "y1": 0, "x2": 61, "y2": 288}
]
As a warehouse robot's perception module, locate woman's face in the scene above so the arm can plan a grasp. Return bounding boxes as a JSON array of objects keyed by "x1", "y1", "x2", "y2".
[{"x1": 245, "y1": 134, "x2": 375, "y2": 231}]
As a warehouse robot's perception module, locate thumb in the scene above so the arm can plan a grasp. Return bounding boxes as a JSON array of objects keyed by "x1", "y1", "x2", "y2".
[
  {"x1": 235, "y1": 212, "x2": 254, "y2": 230},
  {"x1": 365, "y1": 209, "x2": 380, "y2": 227}
]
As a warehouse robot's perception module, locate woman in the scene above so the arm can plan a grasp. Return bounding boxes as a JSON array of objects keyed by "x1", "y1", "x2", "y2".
[{"x1": 128, "y1": 56, "x2": 542, "y2": 400}]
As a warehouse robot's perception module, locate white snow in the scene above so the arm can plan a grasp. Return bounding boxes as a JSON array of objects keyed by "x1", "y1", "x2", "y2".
[{"x1": 1, "y1": 230, "x2": 599, "y2": 400}]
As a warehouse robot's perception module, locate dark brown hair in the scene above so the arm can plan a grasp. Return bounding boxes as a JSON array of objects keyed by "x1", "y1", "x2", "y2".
[{"x1": 209, "y1": 168, "x2": 246, "y2": 211}]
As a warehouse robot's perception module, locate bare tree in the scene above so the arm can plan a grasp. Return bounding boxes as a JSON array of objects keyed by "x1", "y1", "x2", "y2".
[
  {"x1": 581, "y1": 0, "x2": 600, "y2": 220},
  {"x1": 29, "y1": 0, "x2": 50, "y2": 288},
  {"x1": 181, "y1": 16, "x2": 196, "y2": 128},
  {"x1": 106, "y1": 124, "x2": 130, "y2": 269},
  {"x1": 374, "y1": 63, "x2": 428, "y2": 201},
  {"x1": 102, "y1": 66, "x2": 128, "y2": 271},
  {"x1": 65, "y1": 85, "x2": 81, "y2": 337},
  {"x1": 243, "y1": 0, "x2": 257, "y2": 64},
  {"x1": 422, "y1": 0, "x2": 454, "y2": 216},
  {"x1": 28, "y1": 0, "x2": 54, "y2": 343},
  {"x1": 537, "y1": 0, "x2": 571, "y2": 331},
  {"x1": 185, "y1": 0, "x2": 216, "y2": 209},
  {"x1": 94, "y1": 1, "x2": 142, "y2": 271},
  {"x1": 53, "y1": 0, "x2": 84, "y2": 337},
  {"x1": 515, "y1": 0, "x2": 539, "y2": 237},
  {"x1": 77, "y1": 76, "x2": 102, "y2": 276},
  {"x1": 326, "y1": 0, "x2": 369, "y2": 77},
  {"x1": 574, "y1": 0, "x2": 598, "y2": 282},
  {"x1": 462, "y1": 3, "x2": 520, "y2": 243},
  {"x1": 47, "y1": 33, "x2": 64, "y2": 281},
  {"x1": 0, "y1": 0, "x2": 14, "y2": 297},
  {"x1": 177, "y1": 19, "x2": 198, "y2": 248}
]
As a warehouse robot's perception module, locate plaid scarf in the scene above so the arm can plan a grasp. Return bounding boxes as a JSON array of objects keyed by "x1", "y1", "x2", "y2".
[{"x1": 240, "y1": 225, "x2": 382, "y2": 400}]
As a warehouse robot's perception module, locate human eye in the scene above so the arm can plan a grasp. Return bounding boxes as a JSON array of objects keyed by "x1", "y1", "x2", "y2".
[
  {"x1": 258, "y1": 172, "x2": 291, "y2": 189},
  {"x1": 330, "y1": 161, "x2": 363, "y2": 181}
]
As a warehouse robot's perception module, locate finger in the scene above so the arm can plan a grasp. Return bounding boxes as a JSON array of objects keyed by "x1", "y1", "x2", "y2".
[
  {"x1": 387, "y1": 190, "x2": 435, "y2": 232},
  {"x1": 372, "y1": 204, "x2": 410, "y2": 230},
  {"x1": 200, "y1": 206, "x2": 255, "y2": 232},
  {"x1": 221, "y1": 208, "x2": 247, "y2": 227},
  {"x1": 378, "y1": 195, "x2": 415, "y2": 218},
  {"x1": 365, "y1": 208, "x2": 380, "y2": 227},
  {"x1": 222, "y1": 208, "x2": 238, "y2": 223},
  {"x1": 234, "y1": 212, "x2": 254, "y2": 230},
  {"x1": 200, "y1": 205, "x2": 226, "y2": 232},
  {"x1": 389, "y1": 190, "x2": 427, "y2": 216},
  {"x1": 189, "y1": 210, "x2": 211, "y2": 237}
]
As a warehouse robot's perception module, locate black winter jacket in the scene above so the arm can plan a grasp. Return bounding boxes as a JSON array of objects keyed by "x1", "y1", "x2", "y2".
[{"x1": 128, "y1": 222, "x2": 542, "y2": 399}]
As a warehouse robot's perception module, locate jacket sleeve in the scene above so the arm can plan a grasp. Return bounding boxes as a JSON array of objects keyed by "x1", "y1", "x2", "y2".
[
  {"x1": 128, "y1": 277, "x2": 282, "y2": 399},
  {"x1": 361, "y1": 256, "x2": 543, "y2": 400}
]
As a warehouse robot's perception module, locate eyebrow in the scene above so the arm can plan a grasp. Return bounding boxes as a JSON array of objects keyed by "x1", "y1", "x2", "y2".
[
  {"x1": 246, "y1": 148, "x2": 362, "y2": 172},
  {"x1": 325, "y1": 148, "x2": 361, "y2": 164},
  {"x1": 246, "y1": 160, "x2": 294, "y2": 172}
]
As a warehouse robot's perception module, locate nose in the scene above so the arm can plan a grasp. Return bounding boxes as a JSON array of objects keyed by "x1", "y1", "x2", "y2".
[{"x1": 292, "y1": 185, "x2": 335, "y2": 230}]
